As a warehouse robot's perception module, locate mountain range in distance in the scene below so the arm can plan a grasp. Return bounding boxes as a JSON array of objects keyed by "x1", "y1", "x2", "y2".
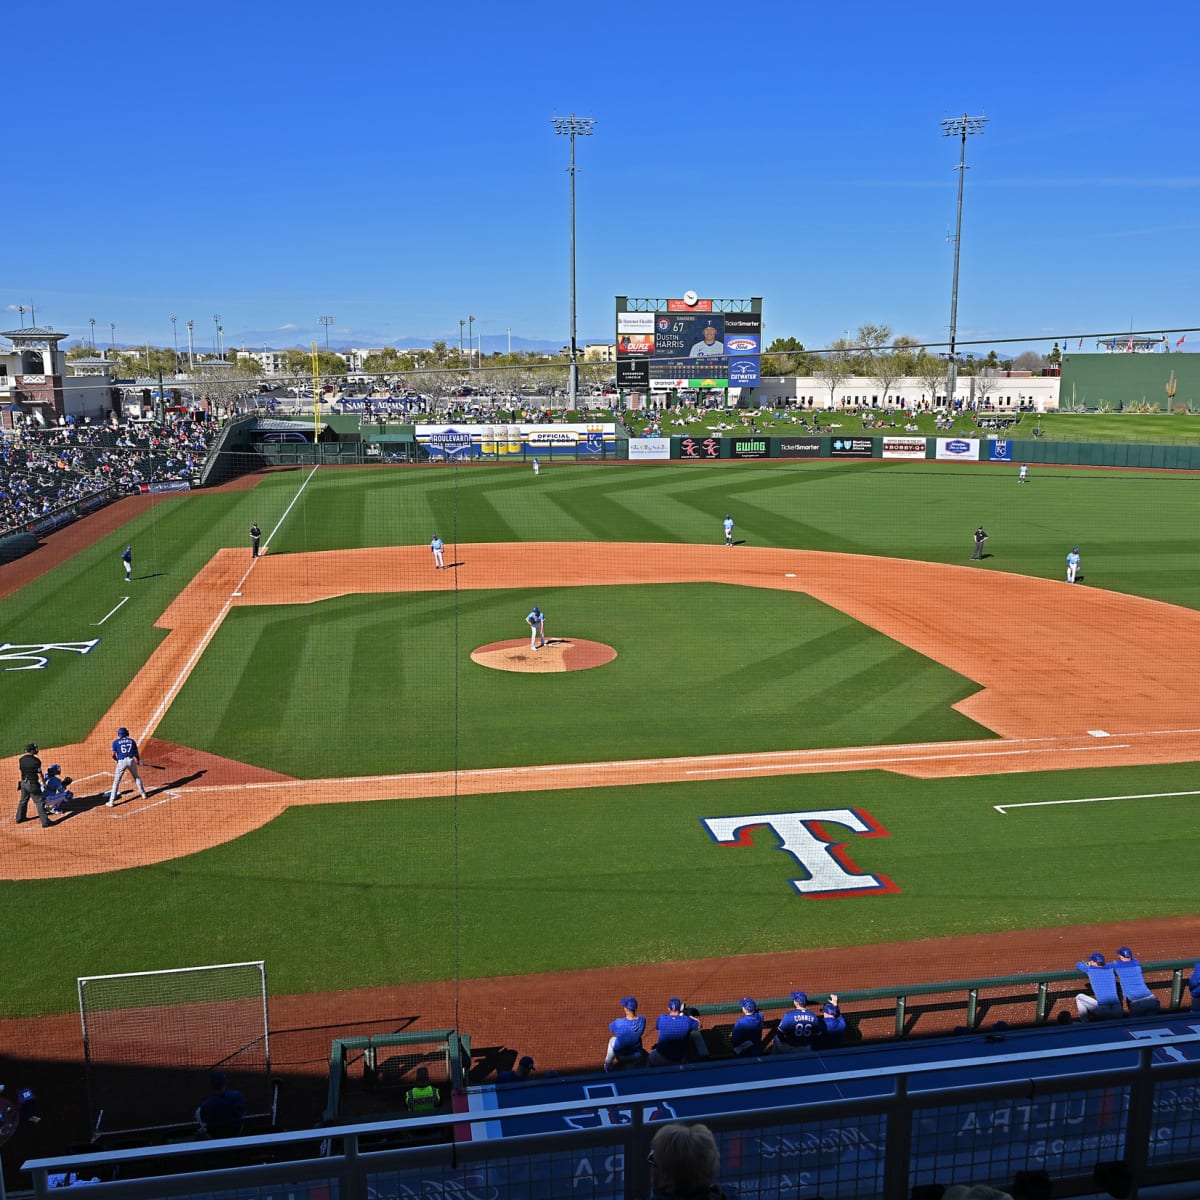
[{"x1": 229, "y1": 329, "x2": 592, "y2": 355}]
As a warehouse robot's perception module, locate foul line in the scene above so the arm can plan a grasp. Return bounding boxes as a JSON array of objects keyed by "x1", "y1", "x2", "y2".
[
  {"x1": 139, "y1": 464, "x2": 320, "y2": 743},
  {"x1": 109, "y1": 789, "x2": 182, "y2": 817},
  {"x1": 91, "y1": 596, "x2": 130, "y2": 626},
  {"x1": 995, "y1": 789, "x2": 1200, "y2": 814}
]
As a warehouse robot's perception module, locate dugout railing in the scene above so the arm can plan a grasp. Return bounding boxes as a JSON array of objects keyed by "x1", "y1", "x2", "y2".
[{"x1": 22, "y1": 1029, "x2": 1200, "y2": 1200}]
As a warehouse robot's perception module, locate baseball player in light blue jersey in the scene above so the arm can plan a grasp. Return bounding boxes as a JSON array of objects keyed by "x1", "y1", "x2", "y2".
[
  {"x1": 1066, "y1": 547, "x2": 1081, "y2": 584},
  {"x1": 526, "y1": 606, "x2": 546, "y2": 649},
  {"x1": 431, "y1": 534, "x2": 445, "y2": 569},
  {"x1": 723, "y1": 514, "x2": 734, "y2": 546},
  {"x1": 108, "y1": 726, "x2": 149, "y2": 807}
]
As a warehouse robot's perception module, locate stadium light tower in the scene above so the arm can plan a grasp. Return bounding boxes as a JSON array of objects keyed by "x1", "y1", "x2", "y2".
[
  {"x1": 551, "y1": 113, "x2": 596, "y2": 411},
  {"x1": 941, "y1": 113, "x2": 987, "y2": 411},
  {"x1": 319, "y1": 315, "x2": 335, "y2": 350}
]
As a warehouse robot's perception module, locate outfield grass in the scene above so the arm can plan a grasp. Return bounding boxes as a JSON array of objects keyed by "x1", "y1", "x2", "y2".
[{"x1": 2, "y1": 762, "x2": 1196, "y2": 1016}]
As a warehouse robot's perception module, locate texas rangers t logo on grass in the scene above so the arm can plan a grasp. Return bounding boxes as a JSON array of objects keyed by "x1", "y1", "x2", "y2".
[
  {"x1": 701, "y1": 809, "x2": 898, "y2": 897},
  {"x1": 0, "y1": 640, "x2": 100, "y2": 671}
]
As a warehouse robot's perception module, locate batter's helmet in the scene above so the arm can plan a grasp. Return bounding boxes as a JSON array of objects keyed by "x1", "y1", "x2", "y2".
[
  {"x1": 47, "y1": 764, "x2": 61, "y2": 775},
  {"x1": 117, "y1": 727, "x2": 129, "y2": 737}
]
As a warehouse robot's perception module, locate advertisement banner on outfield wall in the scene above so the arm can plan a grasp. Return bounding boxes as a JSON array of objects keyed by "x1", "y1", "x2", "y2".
[
  {"x1": 830, "y1": 437, "x2": 875, "y2": 458},
  {"x1": 730, "y1": 438, "x2": 770, "y2": 459},
  {"x1": 989, "y1": 439, "x2": 1014, "y2": 461},
  {"x1": 935, "y1": 438, "x2": 980, "y2": 461},
  {"x1": 776, "y1": 438, "x2": 823, "y2": 458},
  {"x1": 677, "y1": 436, "x2": 722, "y2": 460},
  {"x1": 881, "y1": 438, "x2": 927, "y2": 459},
  {"x1": 415, "y1": 424, "x2": 616, "y2": 459},
  {"x1": 628, "y1": 437, "x2": 671, "y2": 460}
]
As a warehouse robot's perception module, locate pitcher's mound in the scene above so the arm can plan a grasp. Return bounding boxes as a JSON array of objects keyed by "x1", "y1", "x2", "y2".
[{"x1": 471, "y1": 638, "x2": 616, "y2": 673}]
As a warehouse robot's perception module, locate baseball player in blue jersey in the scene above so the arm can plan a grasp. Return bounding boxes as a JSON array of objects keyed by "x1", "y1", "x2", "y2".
[
  {"x1": 723, "y1": 514, "x2": 734, "y2": 546},
  {"x1": 771, "y1": 991, "x2": 821, "y2": 1053},
  {"x1": 730, "y1": 997, "x2": 764, "y2": 1055},
  {"x1": 121, "y1": 544, "x2": 132, "y2": 582},
  {"x1": 1066, "y1": 547, "x2": 1081, "y2": 584},
  {"x1": 431, "y1": 534, "x2": 445, "y2": 569},
  {"x1": 108, "y1": 726, "x2": 149, "y2": 807},
  {"x1": 604, "y1": 996, "x2": 647, "y2": 1071},
  {"x1": 526, "y1": 606, "x2": 546, "y2": 649},
  {"x1": 649, "y1": 998, "x2": 702, "y2": 1066}
]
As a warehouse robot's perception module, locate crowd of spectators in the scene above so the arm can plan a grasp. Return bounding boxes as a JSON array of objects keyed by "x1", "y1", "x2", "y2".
[{"x1": 0, "y1": 412, "x2": 217, "y2": 536}]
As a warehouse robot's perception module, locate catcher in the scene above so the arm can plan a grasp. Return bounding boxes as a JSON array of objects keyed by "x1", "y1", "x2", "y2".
[{"x1": 42, "y1": 764, "x2": 75, "y2": 815}]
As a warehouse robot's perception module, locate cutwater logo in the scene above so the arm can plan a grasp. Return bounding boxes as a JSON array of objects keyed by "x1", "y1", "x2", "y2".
[
  {"x1": 946, "y1": 439, "x2": 971, "y2": 454},
  {"x1": 729, "y1": 359, "x2": 759, "y2": 385}
]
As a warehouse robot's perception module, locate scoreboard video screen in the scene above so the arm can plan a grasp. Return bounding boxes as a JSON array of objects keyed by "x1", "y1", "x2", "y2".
[{"x1": 615, "y1": 299, "x2": 761, "y2": 390}]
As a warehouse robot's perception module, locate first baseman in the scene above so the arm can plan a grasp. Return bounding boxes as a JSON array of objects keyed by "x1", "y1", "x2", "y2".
[
  {"x1": 431, "y1": 534, "x2": 445, "y2": 569},
  {"x1": 526, "y1": 606, "x2": 546, "y2": 649},
  {"x1": 108, "y1": 726, "x2": 149, "y2": 807}
]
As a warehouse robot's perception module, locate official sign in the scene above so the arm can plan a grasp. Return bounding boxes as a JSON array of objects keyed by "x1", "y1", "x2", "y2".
[
  {"x1": 881, "y1": 437, "x2": 927, "y2": 460},
  {"x1": 935, "y1": 437, "x2": 980, "y2": 461},
  {"x1": 830, "y1": 437, "x2": 874, "y2": 458}
]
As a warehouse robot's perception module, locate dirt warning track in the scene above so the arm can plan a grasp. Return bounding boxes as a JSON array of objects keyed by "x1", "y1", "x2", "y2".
[{"x1": 5, "y1": 541, "x2": 1200, "y2": 880}]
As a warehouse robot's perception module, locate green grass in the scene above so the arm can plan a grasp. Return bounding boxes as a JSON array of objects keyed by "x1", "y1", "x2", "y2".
[
  {"x1": 4, "y1": 461, "x2": 1200, "y2": 1016},
  {"x1": 2, "y1": 763, "x2": 1195, "y2": 1016},
  {"x1": 156, "y1": 584, "x2": 989, "y2": 775}
]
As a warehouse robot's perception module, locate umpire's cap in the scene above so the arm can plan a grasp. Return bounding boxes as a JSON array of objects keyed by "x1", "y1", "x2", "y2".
[
  {"x1": 117, "y1": 727, "x2": 129, "y2": 737},
  {"x1": 25, "y1": 742, "x2": 38, "y2": 753}
]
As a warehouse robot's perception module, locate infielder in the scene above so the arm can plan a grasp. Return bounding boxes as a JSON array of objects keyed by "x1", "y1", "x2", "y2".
[
  {"x1": 108, "y1": 726, "x2": 149, "y2": 807},
  {"x1": 526, "y1": 605, "x2": 546, "y2": 649},
  {"x1": 431, "y1": 534, "x2": 445, "y2": 569},
  {"x1": 1066, "y1": 547, "x2": 1081, "y2": 584},
  {"x1": 723, "y1": 514, "x2": 734, "y2": 546},
  {"x1": 121, "y1": 544, "x2": 132, "y2": 582}
]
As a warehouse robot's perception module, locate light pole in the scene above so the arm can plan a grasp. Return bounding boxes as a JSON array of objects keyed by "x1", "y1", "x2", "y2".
[
  {"x1": 551, "y1": 113, "x2": 596, "y2": 412},
  {"x1": 171, "y1": 315, "x2": 179, "y2": 370},
  {"x1": 941, "y1": 113, "x2": 987, "y2": 411},
  {"x1": 459, "y1": 319, "x2": 465, "y2": 366},
  {"x1": 319, "y1": 315, "x2": 335, "y2": 350},
  {"x1": 213, "y1": 313, "x2": 222, "y2": 358},
  {"x1": 468, "y1": 315, "x2": 476, "y2": 368},
  {"x1": 89, "y1": 317, "x2": 96, "y2": 352},
  {"x1": 186, "y1": 319, "x2": 195, "y2": 370},
  {"x1": 109, "y1": 323, "x2": 116, "y2": 357}
]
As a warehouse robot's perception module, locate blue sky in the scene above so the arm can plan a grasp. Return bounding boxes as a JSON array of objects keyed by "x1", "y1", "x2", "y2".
[{"x1": 5, "y1": 0, "x2": 1197, "y2": 356}]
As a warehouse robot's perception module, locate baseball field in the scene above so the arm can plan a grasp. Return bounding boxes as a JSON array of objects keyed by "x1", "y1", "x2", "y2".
[{"x1": 2, "y1": 455, "x2": 1199, "y2": 1121}]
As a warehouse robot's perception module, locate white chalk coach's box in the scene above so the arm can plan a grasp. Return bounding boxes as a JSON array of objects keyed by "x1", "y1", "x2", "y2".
[
  {"x1": 935, "y1": 437, "x2": 980, "y2": 461},
  {"x1": 628, "y1": 437, "x2": 671, "y2": 460}
]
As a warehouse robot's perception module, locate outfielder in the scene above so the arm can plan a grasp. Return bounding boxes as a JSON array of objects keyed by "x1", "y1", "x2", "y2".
[
  {"x1": 526, "y1": 606, "x2": 546, "y2": 649},
  {"x1": 1066, "y1": 547, "x2": 1081, "y2": 584},
  {"x1": 108, "y1": 726, "x2": 149, "y2": 807},
  {"x1": 431, "y1": 534, "x2": 445, "y2": 569}
]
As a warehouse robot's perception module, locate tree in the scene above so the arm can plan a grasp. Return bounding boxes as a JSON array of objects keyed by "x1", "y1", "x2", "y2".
[
  {"x1": 814, "y1": 339, "x2": 855, "y2": 407},
  {"x1": 974, "y1": 367, "x2": 1000, "y2": 407},
  {"x1": 66, "y1": 343, "x2": 95, "y2": 361},
  {"x1": 914, "y1": 353, "x2": 948, "y2": 407},
  {"x1": 364, "y1": 347, "x2": 416, "y2": 374},
  {"x1": 762, "y1": 336, "x2": 811, "y2": 377},
  {"x1": 1012, "y1": 350, "x2": 1046, "y2": 373},
  {"x1": 280, "y1": 348, "x2": 347, "y2": 381}
]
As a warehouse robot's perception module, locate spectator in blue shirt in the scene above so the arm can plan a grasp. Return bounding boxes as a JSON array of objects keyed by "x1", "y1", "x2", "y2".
[
  {"x1": 650, "y1": 998, "x2": 702, "y2": 1066},
  {"x1": 604, "y1": 996, "x2": 646, "y2": 1071},
  {"x1": 730, "y1": 997, "x2": 764, "y2": 1056},
  {"x1": 1112, "y1": 946, "x2": 1161, "y2": 1014},
  {"x1": 1075, "y1": 952, "x2": 1122, "y2": 1021}
]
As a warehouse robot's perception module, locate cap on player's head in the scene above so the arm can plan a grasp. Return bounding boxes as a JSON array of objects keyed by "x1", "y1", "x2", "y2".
[
  {"x1": 1073, "y1": 547, "x2": 1080, "y2": 554},
  {"x1": 1088, "y1": 952, "x2": 1106, "y2": 966},
  {"x1": 518, "y1": 1055, "x2": 535, "y2": 1070},
  {"x1": 620, "y1": 995, "x2": 637, "y2": 1013},
  {"x1": 667, "y1": 997, "x2": 683, "y2": 1012},
  {"x1": 47, "y1": 764, "x2": 60, "y2": 775},
  {"x1": 25, "y1": 742, "x2": 38, "y2": 753},
  {"x1": 1118, "y1": 946, "x2": 1134, "y2": 959},
  {"x1": 117, "y1": 727, "x2": 129, "y2": 737},
  {"x1": 210, "y1": 1070, "x2": 226, "y2": 1089},
  {"x1": 704, "y1": 319, "x2": 717, "y2": 329},
  {"x1": 821, "y1": 1001, "x2": 839, "y2": 1016},
  {"x1": 791, "y1": 991, "x2": 808, "y2": 1006},
  {"x1": 741, "y1": 997, "x2": 758, "y2": 1013}
]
